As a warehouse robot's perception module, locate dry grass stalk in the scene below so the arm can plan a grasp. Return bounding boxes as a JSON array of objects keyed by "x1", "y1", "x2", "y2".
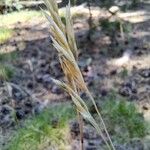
[{"x1": 43, "y1": 0, "x2": 115, "y2": 150}]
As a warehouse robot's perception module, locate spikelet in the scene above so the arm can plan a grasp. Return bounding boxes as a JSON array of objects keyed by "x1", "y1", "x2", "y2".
[
  {"x1": 42, "y1": 9, "x2": 87, "y2": 91},
  {"x1": 65, "y1": 2, "x2": 78, "y2": 59},
  {"x1": 44, "y1": 0, "x2": 65, "y2": 33},
  {"x1": 52, "y1": 79, "x2": 112, "y2": 150}
]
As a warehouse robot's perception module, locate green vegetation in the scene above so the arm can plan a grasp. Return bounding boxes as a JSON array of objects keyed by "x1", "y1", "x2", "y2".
[
  {"x1": 121, "y1": 0, "x2": 141, "y2": 11},
  {"x1": 101, "y1": 98, "x2": 146, "y2": 143},
  {"x1": 0, "y1": 10, "x2": 42, "y2": 26},
  {"x1": 6, "y1": 103, "x2": 75, "y2": 150},
  {"x1": 0, "y1": 28, "x2": 13, "y2": 44},
  {"x1": 101, "y1": 19, "x2": 121, "y2": 32},
  {"x1": 0, "y1": 0, "x2": 22, "y2": 13},
  {"x1": 101, "y1": 19, "x2": 132, "y2": 33},
  {"x1": 6, "y1": 95, "x2": 148, "y2": 150},
  {"x1": 120, "y1": 67, "x2": 129, "y2": 78},
  {"x1": 100, "y1": 0, "x2": 115, "y2": 8},
  {"x1": 3, "y1": 95, "x2": 149, "y2": 149},
  {"x1": 0, "y1": 51, "x2": 18, "y2": 62},
  {"x1": 0, "y1": 63, "x2": 14, "y2": 80},
  {"x1": 0, "y1": 51, "x2": 18, "y2": 80}
]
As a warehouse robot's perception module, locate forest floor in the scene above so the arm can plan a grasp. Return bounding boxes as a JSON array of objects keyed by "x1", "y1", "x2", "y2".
[{"x1": 0, "y1": 2, "x2": 150, "y2": 150}]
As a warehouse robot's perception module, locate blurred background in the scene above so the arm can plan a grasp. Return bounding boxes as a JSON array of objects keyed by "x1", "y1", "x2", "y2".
[{"x1": 0, "y1": 0, "x2": 150, "y2": 150}]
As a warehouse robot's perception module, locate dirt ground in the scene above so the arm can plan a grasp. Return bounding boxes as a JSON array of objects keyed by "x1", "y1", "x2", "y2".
[{"x1": 0, "y1": 2, "x2": 150, "y2": 150}]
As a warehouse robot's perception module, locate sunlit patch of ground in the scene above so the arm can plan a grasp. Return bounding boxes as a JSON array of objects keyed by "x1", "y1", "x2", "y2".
[
  {"x1": 0, "y1": 10, "x2": 42, "y2": 27},
  {"x1": 59, "y1": 4, "x2": 109, "y2": 22},
  {"x1": 119, "y1": 10, "x2": 150, "y2": 23},
  {"x1": 108, "y1": 53, "x2": 150, "y2": 70}
]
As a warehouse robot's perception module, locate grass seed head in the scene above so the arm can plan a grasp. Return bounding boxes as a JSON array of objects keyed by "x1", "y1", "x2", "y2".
[{"x1": 43, "y1": 1, "x2": 115, "y2": 149}]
